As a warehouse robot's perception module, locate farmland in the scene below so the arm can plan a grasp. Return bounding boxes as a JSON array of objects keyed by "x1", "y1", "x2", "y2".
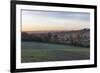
[{"x1": 21, "y1": 42, "x2": 90, "y2": 63}]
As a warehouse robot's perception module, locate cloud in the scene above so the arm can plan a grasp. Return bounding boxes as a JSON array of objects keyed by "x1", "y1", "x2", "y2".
[{"x1": 22, "y1": 10, "x2": 90, "y2": 31}]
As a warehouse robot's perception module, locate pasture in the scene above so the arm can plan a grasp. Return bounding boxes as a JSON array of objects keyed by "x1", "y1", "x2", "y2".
[{"x1": 21, "y1": 42, "x2": 90, "y2": 63}]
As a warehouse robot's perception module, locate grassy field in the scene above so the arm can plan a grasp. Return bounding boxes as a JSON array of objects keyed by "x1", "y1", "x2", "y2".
[{"x1": 21, "y1": 42, "x2": 90, "y2": 63}]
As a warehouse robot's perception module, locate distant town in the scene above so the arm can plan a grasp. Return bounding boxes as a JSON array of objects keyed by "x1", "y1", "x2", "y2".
[{"x1": 21, "y1": 29, "x2": 90, "y2": 47}]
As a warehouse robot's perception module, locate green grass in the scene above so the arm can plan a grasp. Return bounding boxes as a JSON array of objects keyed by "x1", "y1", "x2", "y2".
[
  {"x1": 21, "y1": 42, "x2": 90, "y2": 63},
  {"x1": 22, "y1": 49, "x2": 57, "y2": 62}
]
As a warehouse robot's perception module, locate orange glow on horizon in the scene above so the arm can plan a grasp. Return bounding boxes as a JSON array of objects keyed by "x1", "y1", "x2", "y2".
[
  {"x1": 22, "y1": 23, "x2": 66, "y2": 32},
  {"x1": 22, "y1": 22, "x2": 90, "y2": 32}
]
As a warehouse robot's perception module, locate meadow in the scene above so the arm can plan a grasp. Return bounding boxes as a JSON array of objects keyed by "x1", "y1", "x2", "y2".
[{"x1": 21, "y1": 41, "x2": 90, "y2": 63}]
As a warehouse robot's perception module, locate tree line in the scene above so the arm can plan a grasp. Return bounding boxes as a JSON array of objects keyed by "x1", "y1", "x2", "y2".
[{"x1": 21, "y1": 29, "x2": 90, "y2": 47}]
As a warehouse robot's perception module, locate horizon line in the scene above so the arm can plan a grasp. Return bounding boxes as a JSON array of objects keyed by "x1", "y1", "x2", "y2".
[{"x1": 21, "y1": 28, "x2": 90, "y2": 32}]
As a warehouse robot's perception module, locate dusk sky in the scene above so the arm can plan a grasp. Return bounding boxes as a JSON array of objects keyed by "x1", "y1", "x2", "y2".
[{"x1": 22, "y1": 10, "x2": 90, "y2": 32}]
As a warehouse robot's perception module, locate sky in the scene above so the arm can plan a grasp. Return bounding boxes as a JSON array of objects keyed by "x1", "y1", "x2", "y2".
[{"x1": 22, "y1": 10, "x2": 90, "y2": 32}]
